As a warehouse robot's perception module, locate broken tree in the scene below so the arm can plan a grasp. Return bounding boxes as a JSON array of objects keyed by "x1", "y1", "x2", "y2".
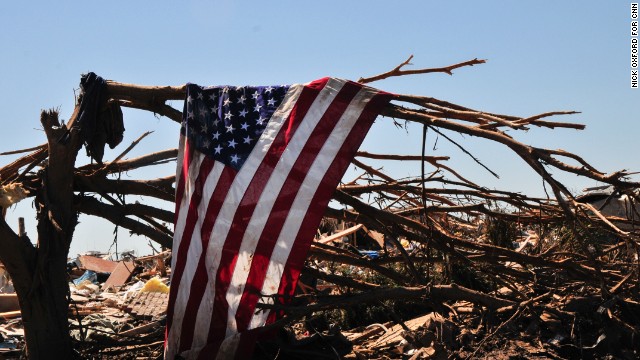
[
  {"x1": 0, "y1": 73, "x2": 125, "y2": 359},
  {"x1": 0, "y1": 57, "x2": 638, "y2": 358}
]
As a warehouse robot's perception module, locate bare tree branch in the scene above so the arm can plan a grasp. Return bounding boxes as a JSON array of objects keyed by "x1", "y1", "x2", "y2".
[{"x1": 358, "y1": 56, "x2": 487, "y2": 84}]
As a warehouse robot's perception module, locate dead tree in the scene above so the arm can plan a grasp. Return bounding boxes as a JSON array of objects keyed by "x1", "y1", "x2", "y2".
[
  {"x1": 0, "y1": 58, "x2": 639, "y2": 358},
  {"x1": 0, "y1": 74, "x2": 130, "y2": 359},
  {"x1": 0, "y1": 109, "x2": 82, "y2": 358}
]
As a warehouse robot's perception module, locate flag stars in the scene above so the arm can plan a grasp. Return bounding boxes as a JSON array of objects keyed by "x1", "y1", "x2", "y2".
[{"x1": 184, "y1": 84, "x2": 290, "y2": 170}]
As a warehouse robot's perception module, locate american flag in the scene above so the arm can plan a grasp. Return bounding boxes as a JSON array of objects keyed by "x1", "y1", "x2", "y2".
[{"x1": 165, "y1": 78, "x2": 392, "y2": 359}]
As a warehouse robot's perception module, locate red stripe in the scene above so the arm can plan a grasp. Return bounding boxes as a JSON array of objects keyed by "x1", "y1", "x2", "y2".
[
  {"x1": 266, "y1": 91, "x2": 393, "y2": 324},
  {"x1": 165, "y1": 156, "x2": 215, "y2": 338},
  {"x1": 234, "y1": 81, "x2": 362, "y2": 332},
  {"x1": 203, "y1": 78, "x2": 332, "y2": 350},
  {"x1": 177, "y1": 165, "x2": 237, "y2": 352},
  {"x1": 173, "y1": 138, "x2": 190, "y2": 224}
]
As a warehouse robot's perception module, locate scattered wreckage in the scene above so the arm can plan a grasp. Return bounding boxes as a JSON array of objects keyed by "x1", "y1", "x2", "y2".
[{"x1": 1, "y1": 251, "x2": 170, "y2": 358}]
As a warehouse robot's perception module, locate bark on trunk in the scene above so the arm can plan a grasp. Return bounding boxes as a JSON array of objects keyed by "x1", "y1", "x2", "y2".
[
  {"x1": 17, "y1": 255, "x2": 73, "y2": 359},
  {"x1": 0, "y1": 109, "x2": 83, "y2": 359}
]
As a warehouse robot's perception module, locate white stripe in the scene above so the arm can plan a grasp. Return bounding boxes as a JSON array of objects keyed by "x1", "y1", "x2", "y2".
[
  {"x1": 215, "y1": 334, "x2": 241, "y2": 360},
  {"x1": 166, "y1": 144, "x2": 205, "y2": 358},
  {"x1": 166, "y1": 154, "x2": 221, "y2": 358},
  {"x1": 170, "y1": 136, "x2": 195, "y2": 272},
  {"x1": 223, "y1": 79, "x2": 349, "y2": 337},
  {"x1": 249, "y1": 86, "x2": 377, "y2": 329},
  {"x1": 187, "y1": 83, "x2": 306, "y2": 355},
  {"x1": 166, "y1": 136, "x2": 190, "y2": 357},
  {"x1": 170, "y1": 147, "x2": 206, "y2": 275}
]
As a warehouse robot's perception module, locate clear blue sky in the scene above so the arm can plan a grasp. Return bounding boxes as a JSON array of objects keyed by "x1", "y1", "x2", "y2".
[{"x1": 1, "y1": 1, "x2": 637, "y2": 257}]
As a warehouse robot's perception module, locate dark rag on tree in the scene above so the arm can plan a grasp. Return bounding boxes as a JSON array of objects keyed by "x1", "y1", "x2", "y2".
[{"x1": 76, "y1": 72, "x2": 125, "y2": 163}]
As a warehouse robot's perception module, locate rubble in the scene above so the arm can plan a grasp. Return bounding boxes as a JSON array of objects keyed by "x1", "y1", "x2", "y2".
[
  {"x1": 0, "y1": 207, "x2": 639, "y2": 359},
  {"x1": 77, "y1": 255, "x2": 118, "y2": 274},
  {"x1": 102, "y1": 261, "x2": 136, "y2": 290},
  {"x1": 0, "y1": 251, "x2": 171, "y2": 358}
]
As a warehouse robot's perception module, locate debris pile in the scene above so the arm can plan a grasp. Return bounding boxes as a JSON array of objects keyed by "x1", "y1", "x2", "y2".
[
  {"x1": 0, "y1": 252, "x2": 170, "y2": 358},
  {"x1": 250, "y1": 185, "x2": 640, "y2": 359}
]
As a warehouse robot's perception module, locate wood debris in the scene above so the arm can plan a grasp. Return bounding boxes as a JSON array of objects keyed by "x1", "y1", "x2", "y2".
[
  {"x1": 102, "y1": 261, "x2": 136, "y2": 290},
  {"x1": 77, "y1": 255, "x2": 119, "y2": 274},
  {"x1": 0, "y1": 252, "x2": 170, "y2": 358}
]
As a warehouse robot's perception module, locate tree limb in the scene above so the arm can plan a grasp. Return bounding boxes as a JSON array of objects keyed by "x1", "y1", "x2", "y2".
[
  {"x1": 358, "y1": 56, "x2": 487, "y2": 84},
  {"x1": 76, "y1": 195, "x2": 173, "y2": 248}
]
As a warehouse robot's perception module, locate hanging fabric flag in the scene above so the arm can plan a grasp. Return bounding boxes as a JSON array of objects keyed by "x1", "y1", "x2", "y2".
[{"x1": 165, "y1": 77, "x2": 392, "y2": 359}]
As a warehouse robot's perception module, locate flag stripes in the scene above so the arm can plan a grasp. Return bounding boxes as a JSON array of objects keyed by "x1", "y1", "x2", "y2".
[
  {"x1": 234, "y1": 83, "x2": 374, "y2": 333},
  {"x1": 165, "y1": 77, "x2": 391, "y2": 360}
]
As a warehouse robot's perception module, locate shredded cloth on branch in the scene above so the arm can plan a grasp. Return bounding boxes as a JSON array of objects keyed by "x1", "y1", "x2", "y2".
[
  {"x1": 164, "y1": 78, "x2": 392, "y2": 359},
  {"x1": 77, "y1": 72, "x2": 125, "y2": 163}
]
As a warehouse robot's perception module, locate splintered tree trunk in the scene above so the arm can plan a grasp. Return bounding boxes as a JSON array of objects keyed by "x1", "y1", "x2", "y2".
[{"x1": 5, "y1": 109, "x2": 82, "y2": 359}]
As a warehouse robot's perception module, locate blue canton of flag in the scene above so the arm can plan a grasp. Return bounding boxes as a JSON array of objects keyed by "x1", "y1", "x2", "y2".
[{"x1": 182, "y1": 83, "x2": 290, "y2": 170}]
